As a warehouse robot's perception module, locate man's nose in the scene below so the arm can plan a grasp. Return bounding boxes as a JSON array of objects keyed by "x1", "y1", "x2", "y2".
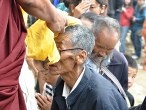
[{"x1": 99, "y1": 51, "x2": 106, "y2": 57}]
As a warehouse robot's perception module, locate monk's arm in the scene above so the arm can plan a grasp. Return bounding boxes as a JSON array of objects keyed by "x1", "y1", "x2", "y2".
[{"x1": 16, "y1": 0, "x2": 67, "y2": 32}]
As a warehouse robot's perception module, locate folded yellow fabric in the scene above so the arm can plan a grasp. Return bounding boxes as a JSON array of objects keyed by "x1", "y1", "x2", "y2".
[
  {"x1": 21, "y1": 8, "x2": 28, "y2": 26},
  {"x1": 25, "y1": 16, "x2": 82, "y2": 64}
]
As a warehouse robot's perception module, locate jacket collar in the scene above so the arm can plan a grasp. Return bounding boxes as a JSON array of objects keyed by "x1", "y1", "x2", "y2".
[
  {"x1": 108, "y1": 49, "x2": 123, "y2": 66},
  {"x1": 54, "y1": 67, "x2": 92, "y2": 108}
]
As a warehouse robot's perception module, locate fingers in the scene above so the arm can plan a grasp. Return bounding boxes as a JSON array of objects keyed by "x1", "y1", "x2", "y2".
[
  {"x1": 46, "y1": 95, "x2": 53, "y2": 102},
  {"x1": 78, "y1": 1, "x2": 91, "y2": 9},
  {"x1": 35, "y1": 93, "x2": 52, "y2": 108},
  {"x1": 35, "y1": 93, "x2": 46, "y2": 107},
  {"x1": 73, "y1": 1, "x2": 91, "y2": 18}
]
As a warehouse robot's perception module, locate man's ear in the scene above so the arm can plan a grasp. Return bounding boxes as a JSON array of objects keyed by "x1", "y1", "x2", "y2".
[
  {"x1": 76, "y1": 50, "x2": 87, "y2": 65},
  {"x1": 99, "y1": 51, "x2": 106, "y2": 57},
  {"x1": 70, "y1": 4, "x2": 75, "y2": 15},
  {"x1": 100, "y1": 5, "x2": 107, "y2": 15}
]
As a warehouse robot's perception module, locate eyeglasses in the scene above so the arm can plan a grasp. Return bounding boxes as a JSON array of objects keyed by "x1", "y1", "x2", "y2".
[
  {"x1": 58, "y1": 48, "x2": 84, "y2": 54},
  {"x1": 42, "y1": 48, "x2": 84, "y2": 65}
]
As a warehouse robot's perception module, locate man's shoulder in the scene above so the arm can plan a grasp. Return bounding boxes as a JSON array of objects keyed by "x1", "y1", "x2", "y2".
[
  {"x1": 112, "y1": 50, "x2": 126, "y2": 61},
  {"x1": 85, "y1": 67, "x2": 118, "y2": 92},
  {"x1": 85, "y1": 75, "x2": 128, "y2": 110},
  {"x1": 110, "y1": 49, "x2": 128, "y2": 65}
]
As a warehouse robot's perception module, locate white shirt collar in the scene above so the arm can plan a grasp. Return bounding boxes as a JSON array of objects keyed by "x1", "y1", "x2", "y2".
[{"x1": 62, "y1": 67, "x2": 85, "y2": 99}]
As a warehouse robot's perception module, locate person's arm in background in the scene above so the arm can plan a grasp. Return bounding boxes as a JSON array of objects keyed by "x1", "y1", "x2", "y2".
[
  {"x1": 133, "y1": 9, "x2": 146, "y2": 24},
  {"x1": 72, "y1": 1, "x2": 91, "y2": 18},
  {"x1": 122, "y1": 7, "x2": 134, "y2": 20},
  {"x1": 16, "y1": 0, "x2": 67, "y2": 33}
]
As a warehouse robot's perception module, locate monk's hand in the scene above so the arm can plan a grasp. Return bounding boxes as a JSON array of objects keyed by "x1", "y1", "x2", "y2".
[{"x1": 47, "y1": 10, "x2": 67, "y2": 33}]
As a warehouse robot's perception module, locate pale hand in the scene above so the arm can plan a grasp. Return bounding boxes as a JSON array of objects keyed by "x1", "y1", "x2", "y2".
[{"x1": 73, "y1": 1, "x2": 91, "y2": 18}]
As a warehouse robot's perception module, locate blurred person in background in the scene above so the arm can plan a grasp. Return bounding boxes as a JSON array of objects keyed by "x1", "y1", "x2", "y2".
[
  {"x1": 107, "y1": 0, "x2": 124, "y2": 20},
  {"x1": 119, "y1": 0, "x2": 134, "y2": 53},
  {"x1": 68, "y1": 0, "x2": 108, "y2": 18},
  {"x1": 142, "y1": 18, "x2": 146, "y2": 70},
  {"x1": 131, "y1": 0, "x2": 146, "y2": 60}
]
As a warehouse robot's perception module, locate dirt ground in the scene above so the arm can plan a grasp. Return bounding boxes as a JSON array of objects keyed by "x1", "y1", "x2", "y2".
[{"x1": 126, "y1": 36, "x2": 146, "y2": 106}]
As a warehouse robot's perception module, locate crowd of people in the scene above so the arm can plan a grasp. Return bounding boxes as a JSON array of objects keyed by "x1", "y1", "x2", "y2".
[{"x1": 0, "y1": 0, "x2": 146, "y2": 110}]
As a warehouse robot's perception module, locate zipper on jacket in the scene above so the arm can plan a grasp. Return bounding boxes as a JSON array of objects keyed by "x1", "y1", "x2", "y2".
[
  {"x1": 66, "y1": 101, "x2": 71, "y2": 110},
  {"x1": 67, "y1": 105, "x2": 71, "y2": 110}
]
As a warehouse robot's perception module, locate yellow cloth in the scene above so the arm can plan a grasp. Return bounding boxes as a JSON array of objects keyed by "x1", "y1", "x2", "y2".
[
  {"x1": 25, "y1": 16, "x2": 82, "y2": 64},
  {"x1": 21, "y1": 8, "x2": 28, "y2": 26}
]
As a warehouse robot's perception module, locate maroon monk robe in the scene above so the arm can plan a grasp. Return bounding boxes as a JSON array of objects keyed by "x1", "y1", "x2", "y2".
[{"x1": 0, "y1": 0, "x2": 27, "y2": 109}]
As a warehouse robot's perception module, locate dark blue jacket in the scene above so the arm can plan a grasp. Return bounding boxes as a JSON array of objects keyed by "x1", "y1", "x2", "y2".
[
  {"x1": 51, "y1": 67, "x2": 128, "y2": 110},
  {"x1": 129, "y1": 96, "x2": 146, "y2": 110},
  {"x1": 108, "y1": 49, "x2": 128, "y2": 91}
]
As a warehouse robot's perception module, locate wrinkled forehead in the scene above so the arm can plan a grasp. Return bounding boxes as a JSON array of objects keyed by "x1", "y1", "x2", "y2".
[
  {"x1": 55, "y1": 33, "x2": 73, "y2": 49},
  {"x1": 95, "y1": 29, "x2": 119, "y2": 47}
]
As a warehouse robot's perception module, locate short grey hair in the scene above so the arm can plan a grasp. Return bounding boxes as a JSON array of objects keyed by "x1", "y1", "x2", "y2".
[
  {"x1": 65, "y1": 25, "x2": 95, "y2": 55},
  {"x1": 92, "y1": 16, "x2": 120, "y2": 38}
]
